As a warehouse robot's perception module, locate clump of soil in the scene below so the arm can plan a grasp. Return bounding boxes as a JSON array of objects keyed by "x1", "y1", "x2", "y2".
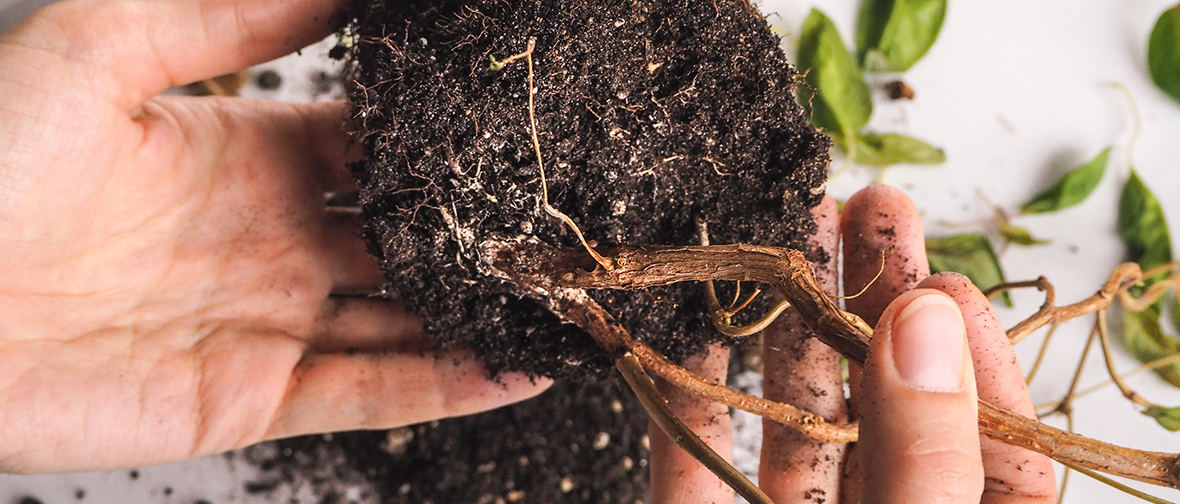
[{"x1": 339, "y1": 0, "x2": 830, "y2": 380}]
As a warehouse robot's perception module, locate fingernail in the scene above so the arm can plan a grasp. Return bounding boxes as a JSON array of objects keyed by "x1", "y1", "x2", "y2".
[{"x1": 891, "y1": 294, "x2": 965, "y2": 392}]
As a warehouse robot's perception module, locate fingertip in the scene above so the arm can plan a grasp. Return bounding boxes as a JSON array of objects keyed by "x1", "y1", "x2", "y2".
[
  {"x1": 17, "y1": 0, "x2": 350, "y2": 109},
  {"x1": 915, "y1": 274, "x2": 1058, "y2": 501},
  {"x1": 915, "y1": 273, "x2": 1033, "y2": 413},
  {"x1": 493, "y1": 370, "x2": 554, "y2": 403},
  {"x1": 841, "y1": 184, "x2": 929, "y2": 325},
  {"x1": 889, "y1": 293, "x2": 966, "y2": 392},
  {"x1": 860, "y1": 289, "x2": 984, "y2": 503},
  {"x1": 812, "y1": 195, "x2": 840, "y2": 226},
  {"x1": 268, "y1": 348, "x2": 552, "y2": 441}
]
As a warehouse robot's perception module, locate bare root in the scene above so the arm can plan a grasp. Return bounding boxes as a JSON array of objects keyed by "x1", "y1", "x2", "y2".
[{"x1": 483, "y1": 237, "x2": 1180, "y2": 490}]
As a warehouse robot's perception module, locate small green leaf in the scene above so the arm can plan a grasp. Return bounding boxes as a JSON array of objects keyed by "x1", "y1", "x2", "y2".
[
  {"x1": 1123, "y1": 307, "x2": 1180, "y2": 388},
  {"x1": 1148, "y1": 4, "x2": 1180, "y2": 105},
  {"x1": 857, "y1": 0, "x2": 947, "y2": 72},
  {"x1": 798, "y1": 9, "x2": 873, "y2": 143},
  {"x1": 1020, "y1": 148, "x2": 1110, "y2": 214},
  {"x1": 1144, "y1": 405, "x2": 1180, "y2": 431},
  {"x1": 926, "y1": 233, "x2": 1011, "y2": 306},
  {"x1": 852, "y1": 132, "x2": 946, "y2": 167},
  {"x1": 1118, "y1": 171, "x2": 1173, "y2": 276},
  {"x1": 998, "y1": 223, "x2": 1050, "y2": 246}
]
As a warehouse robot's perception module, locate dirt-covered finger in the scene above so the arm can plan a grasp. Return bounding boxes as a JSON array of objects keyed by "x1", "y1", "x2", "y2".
[
  {"x1": 649, "y1": 343, "x2": 735, "y2": 503},
  {"x1": 759, "y1": 196, "x2": 847, "y2": 503},
  {"x1": 841, "y1": 184, "x2": 930, "y2": 323},
  {"x1": 917, "y1": 273, "x2": 1057, "y2": 503},
  {"x1": 840, "y1": 184, "x2": 929, "y2": 504}
]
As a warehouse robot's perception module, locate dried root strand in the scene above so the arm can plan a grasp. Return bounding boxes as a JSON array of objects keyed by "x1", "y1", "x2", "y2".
[
  {"x1": 1000, "y1": 263, "x2": 1141, "y2": 344},
  {"x1": 615, "y1": 353, "x2": 772, "y2": 504},
  {"x1": 698, "y1": 221, "x2": 793, "y2": 338},
  {"x1": 505, "y1": 37, "x2": 613, "y2": 271},
  {"x1": 483, "y1": 238, "x2": 1180, "y2": 489}
]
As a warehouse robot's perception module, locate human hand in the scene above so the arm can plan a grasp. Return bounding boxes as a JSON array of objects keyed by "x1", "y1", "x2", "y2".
[
  {"x1": 649, "y1": 185, "x2": 1058, "y2": 503},
  {"x1": 0, "y1": 0, "x2": 549, "y2": 473}
]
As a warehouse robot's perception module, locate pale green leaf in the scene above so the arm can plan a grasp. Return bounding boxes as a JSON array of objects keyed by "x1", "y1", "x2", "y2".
[
  {"x1": 998, "y1": 223, "x2": 1050, "y2": 246},
  {"x1": 926, "y1": 233, "x2": 1011, "y2": 306},
  {"x1": 1020, "y1": 147, "x2": 1110, "y2": 214},
  {"x1": 1144, "y1": 405, "x2": 1180, "y2": 431},
  {"x1": 1118, "y1": 171, "x2": 1173, "y2": 276},
  {"x1": 857, "y1": 0, "x2": 947, "y2": 72},
  {"x1": 798, "y1": 9, "x2": 873, "y2": 143},
  {"x1": 1148, "y1": 4, "x2": 1180, "y2": 106},
  {"x1": 852, "y1": 132, "x2": 945, "y2": 167},
  {"x1": 1122, "y1": 307, "x2": 1180, "y2": 388}
]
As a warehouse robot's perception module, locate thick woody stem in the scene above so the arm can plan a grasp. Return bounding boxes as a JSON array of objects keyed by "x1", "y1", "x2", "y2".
[
  {"x1": 483, "y1": 237, "x2": 1180, "y2": 489},
  {"x1": 515, "y1": 284, "x2": 771, "y2": 503},
  {"x1": 485, "y1": 242, "x2": 856, "y2": 443}
]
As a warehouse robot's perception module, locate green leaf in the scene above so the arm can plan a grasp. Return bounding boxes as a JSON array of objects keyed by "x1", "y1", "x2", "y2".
[
  {"x1": 1144, "y1": 405, "x2": 1180, "y2": 431},
  {"x1": 926, "y1": 233, "x2": 1011, "y2": 307},
  {"x1": 1148, "y1": 4, "x2": 1180, "y2": 106},
  {"x1": 998, "y1": 223, "x2": 1050, "y2": 246},
  {"x1": 857, "y1": 0, "x2": 947, "y2": 72},
  {"x1": 798, "y1": 9, "x2": 873, "y2": 143},
  {"x1": 852, "y1": 132, "x2": 946, "y2": 167},
  {"x1": 1020, "y1": 147, "x2": 1111, "y2": 214},
  {"x1": 1118, "y1": 171, "x2": 1173, "y2": 276},
  {"x1": 1122, "y1": 307, "x2": 1180, "y2": 388}
]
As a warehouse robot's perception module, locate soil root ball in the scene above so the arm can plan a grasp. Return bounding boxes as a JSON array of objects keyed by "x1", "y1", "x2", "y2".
[{"x1": 341, "y1": 0, "x2": 831, "y2": 379}]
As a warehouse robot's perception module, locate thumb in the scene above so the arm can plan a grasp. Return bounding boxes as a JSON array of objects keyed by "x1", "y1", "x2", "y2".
[{"x1": 860, "y1": 290, "x2": 984, "y2": 504}]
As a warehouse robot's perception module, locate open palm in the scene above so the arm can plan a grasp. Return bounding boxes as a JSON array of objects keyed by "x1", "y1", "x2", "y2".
[{"x1": 0, "y1": 0, "x2": 548, "y2": 473}]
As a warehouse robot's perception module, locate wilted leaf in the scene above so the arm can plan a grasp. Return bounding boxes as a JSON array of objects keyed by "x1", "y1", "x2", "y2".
[
  {"x1": 857, "y1": 0, "x2": 947, "y2": 72},
  {"x1": 926, "y1": 233, "x2": 1011, "y2": 306},
  {"x1": 998, "y1": 223, "x2": 1050, "y2": 246},
  {"x1": 1148, "y1": 4, "x2": 1180, "y2": 105},
  {"x1": 852, "y1": 132, "x2": 946, "y2": 167},
  {"x1": 1118, "y1": 171, "x2": 1173, "y2": 276},
  {"x1": 798, "y1": 9, "x2": 873, "y2": 145},
  {"x1": 1144, "y1": 405, "x2": 1180, "y2": 431},
  {"x1": 1020, "y1": 147, "x2": 1110, "y2": 214},
  {"x1": 1123, "y1": 307, "x2": 1180, "y2": 388}
]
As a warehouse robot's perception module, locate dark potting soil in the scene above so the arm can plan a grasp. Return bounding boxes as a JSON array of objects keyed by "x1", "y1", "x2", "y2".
[
  {"x1": 240, "y1": 0, "x2": 829, "y2": 501},
  {"x1": 250, "y1": 379, "x2": 650, "y2": 503},
  {"x1": 338, "y1": 0, "x2": 830, "y2": 380}
]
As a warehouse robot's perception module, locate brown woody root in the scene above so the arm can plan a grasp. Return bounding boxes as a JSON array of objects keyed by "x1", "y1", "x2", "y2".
[{"x1": 483, "y1": 236, "x2": 1180, "y2": 489}]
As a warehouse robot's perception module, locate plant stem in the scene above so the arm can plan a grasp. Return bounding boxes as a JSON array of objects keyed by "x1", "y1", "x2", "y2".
[{"x1": 483, "y1": 237, "x2": 1180, "y2": 488}]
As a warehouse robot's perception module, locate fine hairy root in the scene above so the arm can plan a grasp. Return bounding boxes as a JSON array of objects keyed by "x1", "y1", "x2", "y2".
[{"x1": 483, "y1": 237, "x2": 1180, "y2": 491}]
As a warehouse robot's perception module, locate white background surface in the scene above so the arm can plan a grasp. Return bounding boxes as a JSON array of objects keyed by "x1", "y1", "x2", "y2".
[{"x1": 3, "y1": 0, "x2": 1180, "y2": 502}]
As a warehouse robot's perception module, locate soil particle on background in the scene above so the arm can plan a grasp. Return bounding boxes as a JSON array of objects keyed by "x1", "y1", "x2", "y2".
[
  {"x1": 884, "y1": 79, "x2": 915, "y2": 100},
  {"x1": 255, "y1": 69, "x2": 283, "y2": 90}
]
